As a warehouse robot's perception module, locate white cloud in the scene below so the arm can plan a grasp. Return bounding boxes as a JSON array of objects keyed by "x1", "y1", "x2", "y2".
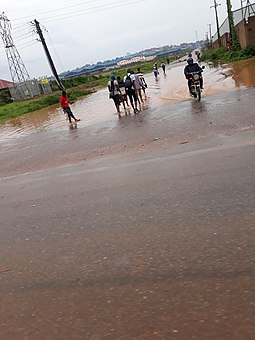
[{"x1": 0, "y1": 0, "x2": 243, "y2": 80}]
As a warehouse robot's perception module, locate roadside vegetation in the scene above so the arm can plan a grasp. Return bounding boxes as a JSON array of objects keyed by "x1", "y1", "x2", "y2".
[
  {"x1": 0, "y1": 88, "x2": 93, "y2": 123},
  {"x1": 201, "y1": 46, "x2": 255, "y2": 63},
  {"x1": 0, "y1": 55, "x2": 181, "y2": 123}
]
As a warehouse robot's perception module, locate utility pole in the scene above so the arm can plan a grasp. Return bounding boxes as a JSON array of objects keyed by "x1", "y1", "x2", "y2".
[
  {"x1": 210, "y1": 0, "x2": 222, "y2": 47},
  {"x1": 205, "y1": 32, "x2": 210, "y2": 48},
  {"x1": 0, "y1": 12, "x2": 30, "y2": 84},
  {"x1": 33, "y1": 19, "x2": 64, "y2": 90},
  {"x1": 226, "y1": 0, "x2": 241, "y2": 50},
  {"x1": 208, "y1": 23, "x2": 213, "y2": 48}
]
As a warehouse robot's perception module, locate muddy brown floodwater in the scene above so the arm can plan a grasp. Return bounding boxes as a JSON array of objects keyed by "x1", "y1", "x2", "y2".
[{"x1": 0, "y1": 58, "x2": 254, "y2": 143}]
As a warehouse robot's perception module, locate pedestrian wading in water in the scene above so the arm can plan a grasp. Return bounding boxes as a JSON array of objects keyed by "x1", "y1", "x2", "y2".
[
  {"x1": 60, "y1": 91, "x2": 81, "y2": 125},
  {"x1": 136, "y1": 68, "x2": 147, "y2": 95},
  {"x1": 108, "y1": 74, "x2": 121, "y2": 117},
  {"x1": 123, "y1": 69, "x2": 139, "y2": 114},
  {"x1": 117, "y1": 76, "x2": 130, "y2": 114}
]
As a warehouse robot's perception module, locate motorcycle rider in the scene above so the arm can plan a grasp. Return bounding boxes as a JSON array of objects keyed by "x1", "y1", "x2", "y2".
[{"x1": 184, "y1": 57, "x2": 204, "y2": 95}]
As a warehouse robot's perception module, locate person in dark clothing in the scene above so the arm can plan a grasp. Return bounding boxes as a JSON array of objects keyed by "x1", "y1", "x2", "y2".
[
  {"x1": 123, "y1": 69, "x2": 139, "y2": 114},
  {"x1": 153, "y1": 63, "x2": 159, "y2": 79},
  {"x1": 184, "y1": 57, "x2": 204, "y2": 94},
  {"x1": 108, "y1": 74, "x2": 121, "y2": 117},
  {"x1": 161, "y1": 62, "x2": 166, "y2": 75}
]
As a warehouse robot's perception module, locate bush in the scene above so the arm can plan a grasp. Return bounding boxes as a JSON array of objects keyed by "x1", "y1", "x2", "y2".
[
  {"x1": 201, "y1": 46, "x2": 255, "y2": 63},
  {"x1": 0, "y1": 89, "x2": 12, "y2": 104}
]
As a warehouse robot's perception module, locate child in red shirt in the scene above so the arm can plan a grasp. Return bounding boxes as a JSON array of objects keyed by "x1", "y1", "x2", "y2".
[{"x1": 60, "y1": 91, "x2": 80, "y2": 124}]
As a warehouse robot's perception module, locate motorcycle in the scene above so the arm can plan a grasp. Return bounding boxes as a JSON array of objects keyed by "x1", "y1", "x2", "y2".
[
  {"x1": 188, "y1": 66, "x2": 205, "y2": 102},
  {"x1": 188, "y1": 72, "x2": 203, "y2": 101}
]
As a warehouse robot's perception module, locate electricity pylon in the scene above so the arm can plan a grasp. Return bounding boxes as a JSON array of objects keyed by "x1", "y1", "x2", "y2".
[{"x1": 0, "y1": 12, "x2": 30, "y2": 83}]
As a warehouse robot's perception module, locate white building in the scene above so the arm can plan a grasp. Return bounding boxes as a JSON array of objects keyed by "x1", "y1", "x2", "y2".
[{"x1": 117, "y1": 55, "x2": 155, "y2": 67}]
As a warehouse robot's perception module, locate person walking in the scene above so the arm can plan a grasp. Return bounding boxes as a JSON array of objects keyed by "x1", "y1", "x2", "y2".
[
  {"x1": 133, "y1": 71, "x2": 143, "y2": 104},
  {"x1": 161, "y1": 62, "x2": 166, "y2": 75},
  {"x1": 136, "y1": 68, "x2": 147, "y2": 95},
  {"x1": 60, "y1": 91, "x2": 80, "y2": 125},
  {"x1": 153, "y1": 63, "x2": 159, "y2": 79},
  {"x1": 123, "y1": 69, "x2": 139, "y2": 114},
  {"x1": 117, "y1": 76, "x2": 129, "y2": 114},
  {"x1": 108, "y1": 74, "x2": 121, "y2": 117}
]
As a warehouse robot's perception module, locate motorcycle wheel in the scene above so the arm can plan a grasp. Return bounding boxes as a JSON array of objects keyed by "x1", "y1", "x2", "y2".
[{"x1": 197, "y1": 87, "x2": 201, "y2": 102}]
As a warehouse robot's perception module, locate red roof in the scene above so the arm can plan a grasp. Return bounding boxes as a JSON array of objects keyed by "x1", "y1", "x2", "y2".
[{"x1": 0, "y1": 79, "x2": 14, "y2": 90}]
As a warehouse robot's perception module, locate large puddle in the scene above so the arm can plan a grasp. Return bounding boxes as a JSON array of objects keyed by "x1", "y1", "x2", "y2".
[
  {"x1": 230, "y1": 58, "x2": 255, "y2": 87},
  {"x1": 0, "y1": 58, "x2": 254, "y2": 142}
]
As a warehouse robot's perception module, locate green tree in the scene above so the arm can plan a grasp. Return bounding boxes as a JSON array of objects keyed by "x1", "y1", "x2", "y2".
[{"x1": 226, "y1": 0, "x2": 241, "y2": 50}]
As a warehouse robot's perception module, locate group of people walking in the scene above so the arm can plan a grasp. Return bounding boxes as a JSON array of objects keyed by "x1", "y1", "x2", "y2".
[
  {"x1": 60, "y1": 52, "x2": 204, "y2": 125},
  {"x1": 153, "y1": 62, "x2": 166, "y2": 79},
  {"x1": 108, "y1": 68, "x2": 148, "y2": 117}
]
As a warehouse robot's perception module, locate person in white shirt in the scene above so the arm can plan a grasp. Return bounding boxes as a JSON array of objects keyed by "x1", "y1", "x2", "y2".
[
  {"x1": 133, "y1": 71, "x2": 144, "y2": 104},
  {"x1": 136, "y1": 68, "x2": 147, "y2": 95},
  {"x1": 117, "y1": 76, "x2": 130, "y2": 114}
]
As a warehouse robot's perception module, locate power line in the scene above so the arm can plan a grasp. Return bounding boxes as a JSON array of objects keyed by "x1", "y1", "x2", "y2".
[
  {"x1": 12, "y1": 31, "x2": 31, "y2": 40},
  {"x1": 41, "y1": 0, "x2": 146, "y2": 23},
  {"x1": 10, "y1": 0, "x2": 104, "y2": 21},
  {"x1": 10, "y1": 0, "x2": 146, "y2": 24},
  {"x1": 16, "y1": 41, "x2": 38, "y2": 50},
  {"x1": 45, "y1": 31, "x2": 65, "y2": 73},
  {"x1": 12, "y1": 24, "x2": 30, "y2": 33}
]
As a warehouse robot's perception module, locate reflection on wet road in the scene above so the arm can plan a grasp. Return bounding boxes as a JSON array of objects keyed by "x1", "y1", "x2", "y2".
[
  {"x1": 1, "y1": 59, "x2": 255, "y2": 339},
  {"x1": 0, "y1": 59, "x2": 254, "y2": 142}
]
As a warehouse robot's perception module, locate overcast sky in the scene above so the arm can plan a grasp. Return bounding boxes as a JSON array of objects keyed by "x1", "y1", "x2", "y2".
[{"x1": 0, "y1": 0, "x2": 243, "y2": 80}]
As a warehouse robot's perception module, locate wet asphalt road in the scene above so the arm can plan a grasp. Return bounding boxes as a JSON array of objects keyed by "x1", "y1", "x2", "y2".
[{"x1": 1, "y1": 74, "x2": 255, "y2": 338}]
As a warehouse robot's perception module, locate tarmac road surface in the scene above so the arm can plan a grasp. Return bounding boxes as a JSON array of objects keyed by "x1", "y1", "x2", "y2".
[{"x1": 0, "y1": 63, "x2": 255, "y2": 339}]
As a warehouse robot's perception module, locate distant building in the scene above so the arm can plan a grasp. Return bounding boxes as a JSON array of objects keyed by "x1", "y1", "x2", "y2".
[
  {"x1": 9, "y1": 80, "x2": 41, "y2": 101},
  {"x1": 0, "y1": 79, "x2": 14, "y2": 90},
  {"x1": 117, "y1": 56, "x2": 155, "y2": 67}
]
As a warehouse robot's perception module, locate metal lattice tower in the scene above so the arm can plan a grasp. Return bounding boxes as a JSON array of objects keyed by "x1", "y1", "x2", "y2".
[{"x1": 0, "y1": 12, "x2": 30, "y2": 83}]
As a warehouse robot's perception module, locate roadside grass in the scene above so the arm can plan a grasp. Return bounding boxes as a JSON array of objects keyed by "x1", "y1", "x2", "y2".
[
  {"x1": 201, "y1": 46, "x2": 255, "y2": 63},
  {"x1": 0, "y1": 88, "x2": 93, "y2": 123},
  {"x1": 0, "y1": 54, "x2": 180, "y2": 124}
]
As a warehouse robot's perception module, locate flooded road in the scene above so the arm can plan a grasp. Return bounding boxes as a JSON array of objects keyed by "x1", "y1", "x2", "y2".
[
  {"x1": 0, "y1": 58, "x2": 254, "y2": 143},
  {"x1": 1, "y1": 58, "x2": 255, "y2": 340},
  {"x1": 1, "y1": 57, "x2": 255, "y2": 178}
]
